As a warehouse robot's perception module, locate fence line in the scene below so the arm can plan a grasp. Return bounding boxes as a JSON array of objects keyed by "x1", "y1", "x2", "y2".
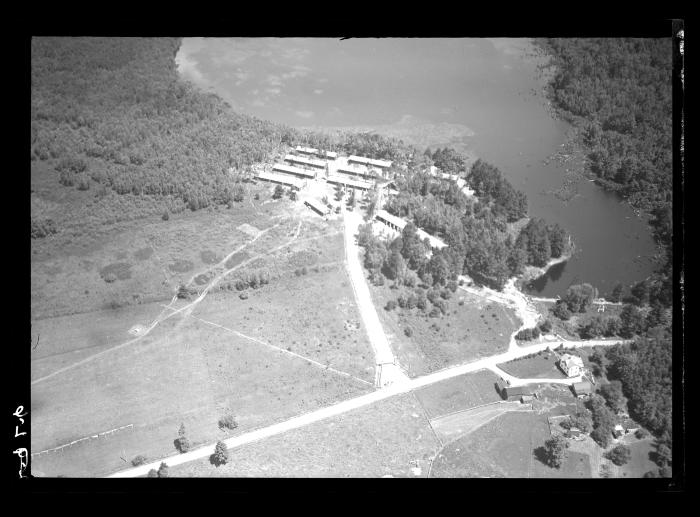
[{"x1": 31, "y1": 424, "x2": 134, "y2": 457}]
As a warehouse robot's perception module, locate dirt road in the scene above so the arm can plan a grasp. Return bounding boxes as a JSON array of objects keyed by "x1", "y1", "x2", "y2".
[
  {"x1": 107, "y1": 335, "x2": 627, "y2": 478},
  {"x1": 342, "y1": 205, "x2": 409, "y2": 388}
]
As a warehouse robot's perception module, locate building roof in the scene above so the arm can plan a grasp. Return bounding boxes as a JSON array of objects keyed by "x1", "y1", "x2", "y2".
[
  {"x1": 573, "y1": 381, "x2": 593, "y2": 394},
  {"x1": 304, "y1": 197, "x2": 329, "y2": 214},
  {"x1": 375, "y1": 209, "x2": 407, "y2": 230},
  {"x1": 285, "y1": 154, "x2": 326, "y2": 168},
  {"x1": 348, "y1": 155, "x2": 393, "y2": 168},
  {"x1": 560, "y1": 354, "x2": 584, "y2": 369},
  {"x1": 295, "y1": 146, "x2": 337, "y2": 159},
  {"x1": 337, "y1": 166, "x2": 372, "y2": 177},
  {"x1": 256, "y1": 171, "x2": 305, "y2": 189},
  {"x1": 326, "y1": 175, "x2": 374, "y2": 190},
  {"x1": 416, "y1": 228, "x2": 448, "y2": 249},
  {"x1": 504, "y1": 385, "x2": 535, "y2": 397},
  {"x1": 272, "y1": 163, "x2": 316, "y2": 178}
]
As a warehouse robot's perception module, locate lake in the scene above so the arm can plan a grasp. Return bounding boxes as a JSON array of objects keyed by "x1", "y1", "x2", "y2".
[{"x1": 176, "y1": 37, "x2": 659, "y2": 297}]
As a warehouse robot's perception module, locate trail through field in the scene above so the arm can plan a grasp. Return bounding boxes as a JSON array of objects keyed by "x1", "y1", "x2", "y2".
[
  {"x1": 174, "y1": 309, "x2": 373, "y2": 387},
  {"x1": 31, "y1": 221, "x2": 300, "y2": 386}
]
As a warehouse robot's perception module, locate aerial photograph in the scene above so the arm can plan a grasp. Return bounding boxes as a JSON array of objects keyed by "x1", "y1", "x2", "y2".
[{"x1": 29, "y1": 34, "x2": 678, "y2": 480}]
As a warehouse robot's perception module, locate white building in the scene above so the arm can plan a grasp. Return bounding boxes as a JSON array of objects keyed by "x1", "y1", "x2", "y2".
[{"x1": 558, "y1": 354, "x2": 584, "y2": 377}]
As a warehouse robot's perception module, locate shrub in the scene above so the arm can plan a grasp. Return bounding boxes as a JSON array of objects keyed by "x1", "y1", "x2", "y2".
[
  {"x1": 147, "y1": 469, "x2": 158, "y2": 478},
  {"x1": 552, "y1": 301, "x2": 572, "y2": 320},
  {"x1": 272, "y1": 185, "x2": 284, "y2": 199},
  {"x1": 635, "y1": 428, "x2": 649, "y2": 440},
  {"x1": 539, "y1": 319, "x2": 553, "y2": 333},
  {"x1": 516, "y1": 328, "x2": 533, "y2": 341},
  {"x1": 404, "y1": 327, "x2": 413, "y2": 337},
  {"x1": 157, "y1": 462, "x2": 169, "y2": 478},
  {"x1": 104, "y1": 272, "x2": 117, "y2": 283},
  {"x1": 31, "y1": 217, "x2": 58, "y2": 238},
  {"x1": 440, "y1": 288, "x2": 452, "y2": 300},
  {"x1": 239, "y1": 292, "x2": 248, "y2": 300},
  {"x1": 447, "y1": 280, "x2": 458, "y2": 292},
  {"x1": 429, "y1": 307, "x2": 441, "y2": 318},
  {"x1": 397, "y1": 294, "x2": 408, "y2": 309},
  {"x1": 162, "y1": 211, "x2": 170, "y2": 221},
  {"x1": 385, "y1": 300, "x2": 397, "y2": 311},
  {"x1": 218, "y1": 414, "x2": 238, "y2": 431},
  {"x1": 131, "y1": 455, "x2": 147, "y2": 467}
]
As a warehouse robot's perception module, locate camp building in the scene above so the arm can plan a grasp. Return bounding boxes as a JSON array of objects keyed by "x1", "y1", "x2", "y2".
[
  {"x1": 256, "y1": 171, "x2": 305, "y2": 190},
  {"x1": 272, "y1": 163, "x2": 316, "y2": 179}
]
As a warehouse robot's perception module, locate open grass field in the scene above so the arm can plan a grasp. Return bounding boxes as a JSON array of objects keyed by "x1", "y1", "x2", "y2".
[
  {"x1": 369, "y1": 285, "x2": 520, "y2": 377},
  {"x1": 168, "y1": 393, "x2": 440, "y2": 477},
  {"x1": 497, "y1": 351, "x2": 569, "y2": 380},
  {"x1": 430, "y1": 411, "x2": 592, "y2": 478},
  {"x1": 31, "y1": 314, "x2": 372, "y2": 477},
  {"x1": 414, "y1": 369, "x2": 503, "y2": 420},
  {"x1": 430, "y1": 402, "x2": 529, "y2": 444},
  {"x1": 31, "y1": 187, "x2": 291, "y2": 320}
]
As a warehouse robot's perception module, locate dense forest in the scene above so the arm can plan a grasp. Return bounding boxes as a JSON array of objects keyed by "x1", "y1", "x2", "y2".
[
  {"x1": 366, "y1": 155, "x2": 569, "y2": 291},
  {"x1": 31, "y1": 37, "x2": 300, "y2": 231},
  {"x1": 540, "y1": 38, "x2": 675, "y2": 457}
]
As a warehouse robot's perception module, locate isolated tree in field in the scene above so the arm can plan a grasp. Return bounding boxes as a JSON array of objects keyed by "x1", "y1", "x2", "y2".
[
  {"x1": 272, "y1": 184, "x2": 284, "y2": 199},
  {"x1": 157, "y1": 462, "x2": 169, "y2": 478},
  {"x1": 211, "y1": 440, "x2": 229, "y2": 466},
  {"x1": 131, "y1": 455, "x2": 147, "y2": 467},
  {"x1": 541, "y1": 435, "x2": 570, "y2": 468},
  {"x1": 147, "y1": 469, "x2": 158, "y2": 478},
  {"x1": 606, "y1": 444, "x2": 631, "y2": 466},
  {"x1": 288, "y1": 188, "x2": 297, "y2": 201},
  {"x1": 175, "y1": 423, "x2": 190, "y2": 453}
]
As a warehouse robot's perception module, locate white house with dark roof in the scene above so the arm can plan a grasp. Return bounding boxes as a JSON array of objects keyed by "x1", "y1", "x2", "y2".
[{"x1": 559, "y1": 353, "x2": 584, "y2": 377}]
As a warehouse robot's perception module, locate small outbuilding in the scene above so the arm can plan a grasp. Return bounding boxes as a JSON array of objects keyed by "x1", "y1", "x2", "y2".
[
  {"x1": 613, "y1": 424, "x2": 625, "y2": 439},
  {"x1": 502, "y1": 385, "x2": 536, "y2": 401},
  {"x1": 572, "y1": 380, "x2": 593, "y2": 399}
]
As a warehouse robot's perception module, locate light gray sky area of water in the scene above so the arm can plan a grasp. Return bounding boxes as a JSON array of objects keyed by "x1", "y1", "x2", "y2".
[{"x1": 176, "y1": 37, "x2": 661, "y2": 297}]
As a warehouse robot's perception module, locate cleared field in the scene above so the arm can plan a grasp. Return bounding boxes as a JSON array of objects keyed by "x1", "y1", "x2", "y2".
[
  {"x1": 430, "y1": 402, "x2": 528, "y2": 444},
  {"x1": 369, "y1": 286, "x2": 520, "y2": 377},
  {"x1": 496, "y1": 351, "x2": 569, "y2": 380},
  {"x1": 430, "y1": 411, "x2": 592, "y2": 478},
  {"x1": 414, "y1": 369, "x2": 503, "y2": 419},
  {"x1": 31, "y1": 200, "x2": 288, "y2": 320},
  {"x1": 31, "y1": 315, "x2": 372, "y2": 477},
  {"x1": 168, "y1": 393, "x2": 440, "y2": 477},
  {"x1": 192, "y1": 263, "x2": 375, "y2": 384}
]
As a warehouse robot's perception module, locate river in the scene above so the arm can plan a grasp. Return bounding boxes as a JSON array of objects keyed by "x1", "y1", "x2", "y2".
[{"x1": 176, "y1": 37, "x2": 659, "y2": 297}]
